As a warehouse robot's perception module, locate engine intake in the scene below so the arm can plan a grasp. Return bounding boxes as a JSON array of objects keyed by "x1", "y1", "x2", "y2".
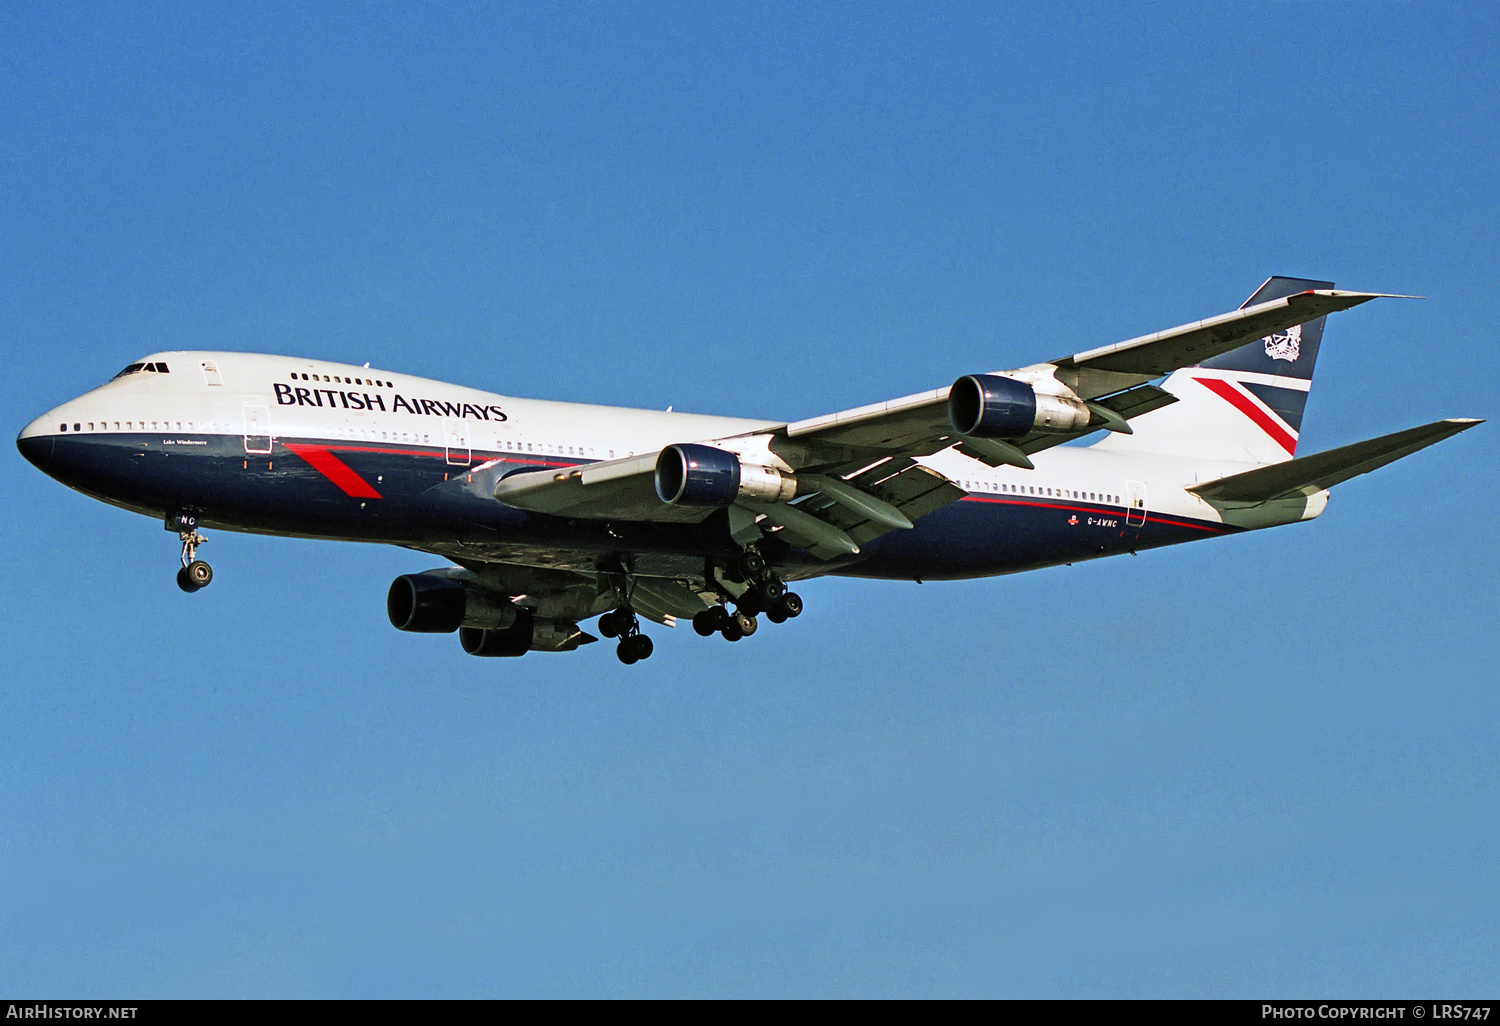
[
  {"x1": 654, "y1": 443, "x2": 796, "y2": 506},
  {"x1": 948, "y1": 374, "x2": 1092, "y2": 438},
  {"x1": 387, "y1": 573, "x2": 521, "y2": 633}
]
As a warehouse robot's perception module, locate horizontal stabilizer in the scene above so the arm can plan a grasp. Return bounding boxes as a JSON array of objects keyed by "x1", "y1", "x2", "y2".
[{"x1": 1188, "y1": 418, "x2": 1482, "y2": 502}]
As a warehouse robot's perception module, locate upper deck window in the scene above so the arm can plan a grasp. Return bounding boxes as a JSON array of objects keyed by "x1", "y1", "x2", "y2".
[{"x1": 289, "y1": 368, "x2": 395, "y2": 387}]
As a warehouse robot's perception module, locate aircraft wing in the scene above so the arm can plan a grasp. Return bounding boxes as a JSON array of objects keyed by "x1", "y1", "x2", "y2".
[
  {"x1": 1188, "y1": 418, "x2": 1482, "y2": 502},
  {"x1": 479, "y1": 289, "x2": 1405, "y2": 556},
  {"x1": 480, "y1": 448, "x2": 965, "y2": 560},
  {"x1": 778, "y1": 290, "x2": 1398, "y2": 461},
  {"x1": 488, "y1": 452, "x2": 717, "y2": 524},
  {"x1": 1053, "y1": 289, "x2": 1401, "y2": 385}
]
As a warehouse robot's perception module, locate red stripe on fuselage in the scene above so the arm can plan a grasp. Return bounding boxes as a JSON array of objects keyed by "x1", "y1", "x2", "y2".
[
  {"x1": 1193, "y1": 376, "x2": 1297, "y2": 455},
  {"x1": 307, "y1": 443, "x2": 581, "y2": 470},
  {"x1": 960, "y1": 495, "x2": 1227, "y2": 533},
  {"x1": 283, "y1": 443, "x2": 383, "y2": 498}
]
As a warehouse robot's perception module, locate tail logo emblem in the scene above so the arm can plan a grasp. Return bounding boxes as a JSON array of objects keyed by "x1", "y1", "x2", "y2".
[{"x1": 1262, "y1": 323, "x2": 1302, "y2": 362}]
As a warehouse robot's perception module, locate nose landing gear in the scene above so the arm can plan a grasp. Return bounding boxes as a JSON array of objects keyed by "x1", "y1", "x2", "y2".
[{"x1": 168, "y1": 511, "x2": 213, "y2": 593}]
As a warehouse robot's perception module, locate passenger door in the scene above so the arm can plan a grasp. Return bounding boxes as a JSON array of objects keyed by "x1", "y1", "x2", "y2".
[
  {"x1": 1126, "y1": 480, "x2": 1147, "y2": 528},
  {"x1": 444, "y1": 418, "x2": 471, "y2": 466},
  {"x1": 243, "y1": 404, "x2": 272, "y2": 454}
]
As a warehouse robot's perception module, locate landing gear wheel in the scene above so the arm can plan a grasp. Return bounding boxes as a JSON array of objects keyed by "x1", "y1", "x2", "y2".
[
  {"x1": 692, "y1": 609, "x2": 720, "y2": 637},
  {"x1": 721, "y1": 617, "x2": 744, "y2": 642},
  {"x1": 617, "y1": 630, "x2": 652, "y2": 662},
  {"x1": 183, "y1": 560, "x2": 213, "y2": 589},
  {"x1": 171, "y1": 513, "x2": 210, "y2": 594},
  {"x1": 604, "y1": 604, "x2": 650, "y2": 662},
  {"x1": 766, "y1": 607, "x2": 787, "y2": 624},
  {"x1": 758, "y1": 578, "x2": 786, "y2": 604},
  {"x1": 778, "y1": 592, "x2": 804, "y2": 619},
  {"x1": 737, "y1": 552, "x2": 766, "y2": 579},
  {"x1": 734, "y1": 611, "x2": 758, "y2": 638}
]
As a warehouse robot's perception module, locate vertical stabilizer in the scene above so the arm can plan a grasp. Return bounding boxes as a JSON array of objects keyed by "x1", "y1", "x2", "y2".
[{"x1": 1091, "y1": 276, "x2": 1333, "y2": 465}]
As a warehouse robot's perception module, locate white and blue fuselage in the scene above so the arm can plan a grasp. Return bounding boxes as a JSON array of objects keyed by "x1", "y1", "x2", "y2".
[{"x1": 19, "y1": 350, "x2": 1314, "y2": 589}]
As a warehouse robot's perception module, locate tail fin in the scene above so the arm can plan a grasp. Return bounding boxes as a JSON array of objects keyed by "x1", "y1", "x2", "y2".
[{"x1": 1091, "y1": 276, "x2": 1334, "y2": 465}]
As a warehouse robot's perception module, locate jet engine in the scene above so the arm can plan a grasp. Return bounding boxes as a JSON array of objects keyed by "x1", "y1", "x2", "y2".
[
  {"x1": 947, "y1": 374, "x2": 1093, "y2": 437},
  {"x1": 387, "y1": 572, "x2": 522, "y2": 633},
  {"x1": 654, "y1": 443, "x2": 797, "y2": 506}
]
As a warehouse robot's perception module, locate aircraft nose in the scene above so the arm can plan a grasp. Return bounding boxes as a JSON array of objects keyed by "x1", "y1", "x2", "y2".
[{"x1": 16, "y1": 417, "x2": 55, "y2": 472}]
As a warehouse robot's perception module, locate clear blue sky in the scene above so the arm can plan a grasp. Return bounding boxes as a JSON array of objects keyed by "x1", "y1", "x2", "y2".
[{"x1": 2, "y1": 2, "x2": 1496, "y2": 997}]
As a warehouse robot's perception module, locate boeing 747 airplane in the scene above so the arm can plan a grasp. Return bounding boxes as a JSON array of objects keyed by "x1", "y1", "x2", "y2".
[{"x1": 16, "y1": 277, "x2": 1480, "y2": 663}]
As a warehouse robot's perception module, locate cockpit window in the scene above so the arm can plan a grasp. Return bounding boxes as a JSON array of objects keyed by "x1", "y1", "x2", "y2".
[{"x1": 111, "y1": 361, "x2": 170, "y2": 379}]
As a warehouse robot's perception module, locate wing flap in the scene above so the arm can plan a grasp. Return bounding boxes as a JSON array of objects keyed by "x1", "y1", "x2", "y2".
[
  {"x1": 790, "y1": 458, "x2": 965, "y2": 548},
  {"x1": 1189, "y1": 419, "x2": 1482, "y2": 502},
  {"x1": 628, "y1": 576, "x2": 714, "y2": 624}
]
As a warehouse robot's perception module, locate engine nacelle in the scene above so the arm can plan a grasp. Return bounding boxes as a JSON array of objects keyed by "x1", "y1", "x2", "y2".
[
  {"x1": 948, "y1": 374, "x2": 1093, "y2": 437},
  {"x1": 654, "y1": 443, "x2": 797, "y2": 506},
  {"x1": 459, "y1": 611, "x2": 534, "y2": 656},
  {"x1": 459, "y1": 614, "x2": 590, "y2": 656},
  {"x1": 387, "y1": 573, "x2": 521, "y2": 633}
]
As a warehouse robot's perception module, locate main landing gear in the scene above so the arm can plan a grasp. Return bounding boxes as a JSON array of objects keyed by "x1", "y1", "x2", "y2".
[
  {"x1": 693, "y1": 551, "x2": 803, "y2": 643},
  {"x1": 691, "y1": 605, "x2": 760, "y2": 641},
  {"x1": 168, "y1": 511, "x2": 213, "y2": 594},
  {"x1": 598, "y1": 607, "x2": 654, "y2": 664}
]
